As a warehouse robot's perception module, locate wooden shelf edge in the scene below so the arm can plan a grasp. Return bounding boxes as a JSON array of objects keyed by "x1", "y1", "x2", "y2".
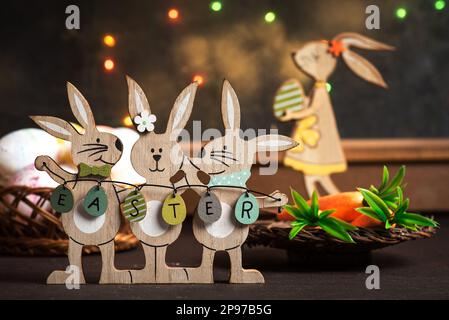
[{"x1": 181, "y1": 138, "x2": 449, "y2": 163}]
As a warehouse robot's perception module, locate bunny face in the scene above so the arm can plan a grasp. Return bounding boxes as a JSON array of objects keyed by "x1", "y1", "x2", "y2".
[
  {"x1": 292, "y1": 41, "x2": 337, "y2": 81},
  {"x1": 197, "y1": 81, "x2": 298, "y2": 177},
  {"x1": 127, "y1": 76, "x2": 198, "y2": 184},
  {"x1": 31, "y1": 83, "x2": 123, "y2": 168},
  {"x1": 71, "y1": 129, "x2": 123, "y2": 167},
  {"x1": 130, "y1": 131, "x2": 183, "y2": 181}
]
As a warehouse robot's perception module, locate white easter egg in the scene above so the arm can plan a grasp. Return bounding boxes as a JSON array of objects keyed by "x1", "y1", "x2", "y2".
[
  {"x1": 111, "y1": 127, "x2": 145, "y2": 185},
  {"x1": 0, "y1": 128, "x2": 60, "y2": 183}
]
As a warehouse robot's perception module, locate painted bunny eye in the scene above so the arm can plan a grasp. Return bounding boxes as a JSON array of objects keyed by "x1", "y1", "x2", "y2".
[
  {"x1": 151, "y1": 148, "x2": 155, "y2": 153},
  {"x1": 223, "y1": 145, "x2": 227, "y2": 150},
  {"x1": 159, "y1": 148, "x2": 163, "y2": 153},
  {"x1": 96, "y1": 138, "x2": 100, "y2": 143}
]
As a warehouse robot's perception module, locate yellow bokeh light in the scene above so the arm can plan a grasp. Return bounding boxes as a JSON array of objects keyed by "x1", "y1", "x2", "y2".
[
  {"x1": 193, "y1": 74, "x2": 205, "y2": 86},
  {"x1": 103, "y1": 34, "x2": 116, "y2": 47},
  {"x1": 123, "y1": 115, "x2": 133, "y2": 127}
]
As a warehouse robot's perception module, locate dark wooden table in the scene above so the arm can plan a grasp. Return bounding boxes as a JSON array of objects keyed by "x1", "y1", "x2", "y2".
[{"x1": 0, "y1": 214, "x2": 448, "y2": 300}]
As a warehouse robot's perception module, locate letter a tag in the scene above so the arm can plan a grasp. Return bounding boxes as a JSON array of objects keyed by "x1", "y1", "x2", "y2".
[
  {"x1": 83, "y1": 186, "x2": 108, "y2": 217},
  {"x1": 121, "y1": 190, "x2": 146, "y2": 222},
  {"x1": 162, "y1": 194, "x2": 186, "y2": 225},
  {"x1": 50, "y1": 184, "x2": 74, "y2": 213},
  {"x1": 198, "y1": 191, "x2": 221, "y2": 223},
  {"x1": 234, "y1": 193, "x2": 259, "y2": 225}
]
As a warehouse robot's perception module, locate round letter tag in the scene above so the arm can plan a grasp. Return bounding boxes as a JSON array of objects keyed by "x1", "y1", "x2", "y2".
[
  {"x1": 50, "y1": 185, "x2": 74, "y2": 213},
  {"x1": 121, "y1": 190, "x2": 147, "y2": 222},
  {"x1": 234, "y1": 193, "x2": 259, "y2": 225},
  {"x1": 198, "y1": 191, "x2": 222, "y2": 223},
  {"x1": 162, "y1": 194, "x2": 187, "y2": 225},
  {"x1": 83, "y1": 186, "x2": 108, "y2": 217}
]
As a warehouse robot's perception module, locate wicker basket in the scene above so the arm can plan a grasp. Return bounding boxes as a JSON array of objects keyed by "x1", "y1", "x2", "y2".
[
  {"x1": 247, "y1": 219, "x2": 436, "y2": 255},
  {"x1": 0, "y1": 186, "x2": 138, "y2": 256}
]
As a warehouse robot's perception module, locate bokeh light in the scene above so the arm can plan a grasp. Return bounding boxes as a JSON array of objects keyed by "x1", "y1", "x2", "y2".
[
  {"x1": 193, "y1": 74, "x2": 205, "y2": 86},
  {"x1": 210, "y1": 1, "x2": 222, "y2": 12},
  {"x1": 103, "y1": 34, "x2": 116, "y2": 47},
  {"x1": 123, "y1": 116, "x2": 133, "y2": 127},
  {"x1": 264, "y1": 12, "x2": 276, "y2": 23},
  {"x1": 435, "y1": 0, "x2": 446, "y2": 10},
  {"x1": 104, "y1": 59, "x2": 115, "y2": 71},
  {"x1": 326, "y1": 82, "x2": 332, "y2": 93},
  {"x1": 395, "y1": 7, "x2": 407, "y2": 20},
  {"x1": 168, "y1": 8, "x2": 180, "y2": 20}
]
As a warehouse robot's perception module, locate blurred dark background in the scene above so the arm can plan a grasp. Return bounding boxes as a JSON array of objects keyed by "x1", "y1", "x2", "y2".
[{"x1": 0, "y1": 0, "x2": 448, "y2": 138}]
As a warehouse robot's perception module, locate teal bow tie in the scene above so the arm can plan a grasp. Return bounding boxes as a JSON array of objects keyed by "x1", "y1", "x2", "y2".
[{"x1": 208, "y1": 169, "x2": 251, "y2": 188}]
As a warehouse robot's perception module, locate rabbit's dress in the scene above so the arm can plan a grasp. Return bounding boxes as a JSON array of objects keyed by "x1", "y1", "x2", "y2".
[{"x1": 283, "y1": 87, "x2": 347, "y2": 175}]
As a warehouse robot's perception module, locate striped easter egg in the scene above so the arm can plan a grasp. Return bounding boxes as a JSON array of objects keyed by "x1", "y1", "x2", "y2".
[
  {"x1": 273, "y1": 79, "x2": 305, "y2": 118},
  {"x1": 121, "y1": 190, "x2": 147, "y2": 222}
]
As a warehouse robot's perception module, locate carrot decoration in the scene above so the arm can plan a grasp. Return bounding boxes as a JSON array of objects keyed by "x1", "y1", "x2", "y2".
[{"x1": 279, "y1": 166, "x2": 438, "y2": 231}]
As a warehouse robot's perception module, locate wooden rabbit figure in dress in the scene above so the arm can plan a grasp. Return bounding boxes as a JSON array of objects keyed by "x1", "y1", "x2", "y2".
[
  {"x1": 275, "y1": 32, "x2": 394, "y2": 196},
  {"x1": 31, "y1": 83, "x2": 131, "y2": 284},
  {"x1": 125, "y1": 76, "x2": 198, "y2": 284},
  {"x1": 184, "y1": 80, "x2": 297, "y2": 284}
]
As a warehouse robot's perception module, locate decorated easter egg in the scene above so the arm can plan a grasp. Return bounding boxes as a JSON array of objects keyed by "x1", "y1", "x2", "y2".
[
  {"x1": 162, "y1": 193, "x2": 187, "y2": 225},
  {"x1": 83, "y1": 186, "x2": 108, "y2": 217},
  {"x1": 121, "y1": 189, "x2": 146, "y2": 222},
  {"x1": 0, "y1": 128, "x2": 60, "y2": 182},
  {"x1": 273, "y1": 79, "x2": 306, "y2": 119},
  {"x1": 234, "y1": 193, "x2": 259, "y2": 225}
]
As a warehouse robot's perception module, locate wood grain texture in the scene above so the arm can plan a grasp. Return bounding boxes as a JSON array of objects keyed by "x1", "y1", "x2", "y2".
[
  {"x1": 31, "y1": 83, "x2": 130, "y2": 284},
  {"x1": 126, "y1": 77, "x2": 197, "y2": 284},
  {"x1": 185, "y1": 80, "x2": 296, "y2": 284},
  {"x1": 281, "y1": 33, "x2": 393, "y2": 196}
]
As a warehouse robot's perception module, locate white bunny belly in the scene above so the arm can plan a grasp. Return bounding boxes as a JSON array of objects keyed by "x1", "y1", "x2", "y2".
[
  {"x1": 73, "y1": 200, "x2": 106, "y2": 234},
  {"x1": 205, "y1": 202, "x2": 236, "y2": 238},
  {"x1": 138, "y1": 200, "x2": 170, "y2": 237}
]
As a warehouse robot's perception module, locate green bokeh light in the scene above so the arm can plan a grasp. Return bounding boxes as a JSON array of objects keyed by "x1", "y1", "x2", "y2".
[
  {"x1": 264, "y1": 11, "x2": 276, "y2": 23},
  {"x1": 435, "y1": 0, "x2": 446, "y2": 10},
  {"x1": 210, "y1": 1, "x2": 222, "y2": 12},
  {"x1": 395, "y1": 7, "x2": 407, "y2": 19},
  {"x1": 326, "y1": 82, "x2": 332, "y2": 93}
]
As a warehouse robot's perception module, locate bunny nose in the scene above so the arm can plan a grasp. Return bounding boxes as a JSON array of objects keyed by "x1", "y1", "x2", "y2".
[
  {"x1": 153, "y1": 154, "x2": 161, "y2": 162},
  {"x1": 115, "y1": 139, "x2": 123, "y2": 152}
]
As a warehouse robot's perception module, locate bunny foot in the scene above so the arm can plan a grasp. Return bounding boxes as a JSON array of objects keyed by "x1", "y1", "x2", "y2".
[
  {"x1": 129, "y1": 269, "x2": 156, "y2": 284},
  {"x1": 157, "y1": 266, "x2": 190, "y2": 284},
  {"x1": 183, "y1": 267, "x2": 214, "y2": 284},
  {"x1": 47, "y1": 269, "x2": 86, "y2": 285},
  {"x1": 229, "y1": 269, "x2": 265, "y2": 284},
  {"x1": 99, "y1": 269, "x2": 132, "y2": 284}
]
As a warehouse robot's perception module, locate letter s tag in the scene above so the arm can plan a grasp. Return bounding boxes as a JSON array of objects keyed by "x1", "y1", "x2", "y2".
[
  {"x1": 121, "y1": 190, "x2": 146, "y2": 222},
  {"x1": 234, "y1": 193, "x2": 259, "y2": 225},
  {"x1": 197, "y1": 191, "x2": 222, "y2": 223},
  {"x1": 50, "y1": 184, "x2": 74, "y2": 213},
  {"x1": 83, "y1": 186, "x2": 108, "y2": 217},
  {"x1": 162, "y1": 193, "x2": 187, "y2": 225}
]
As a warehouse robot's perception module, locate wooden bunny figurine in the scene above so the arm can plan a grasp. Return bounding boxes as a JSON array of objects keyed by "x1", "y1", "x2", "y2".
[
  {"x1": 276, "y1": 32, "x2": 394, "y2": 196},
  {"x1": 126, "y1": 76, "x2": 198, "y2": 284},
  {"x1": 185, "y1": 80, "x2": 297, "y2": 284},
  {"x1": 31, "y1": 83, "x2": 131, "y2": 284}
]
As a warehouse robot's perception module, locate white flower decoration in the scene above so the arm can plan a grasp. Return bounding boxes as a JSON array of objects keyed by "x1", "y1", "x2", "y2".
[{"x1": 134, "y1": 111, "x2": 157, "y2": 133}]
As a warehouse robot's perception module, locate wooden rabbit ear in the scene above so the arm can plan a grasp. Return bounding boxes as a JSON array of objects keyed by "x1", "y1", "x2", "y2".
[
  {"x1": 334, "y1": 32, "x2": 395, "y2": 51},
  {"x1": 30, "y1": 115, "x2": 79, "y2": 141},
  {"x1": 341, "y1": 50, "x2": 388, "y2": 88},
  {"x1": 126, "y1": 75, "x2": 151, "y2": 120},
  {"x1": 221, "y1": 80, "x2": 241, "y2": 131},
  {"x1": 255, "y1": 134, "x2": 299, "y2": 152},
  {"x1": 166, "y1": 82, "x2": 198, "y2": 133},
  {"x1": 67, "y1": 82, "x2": 96, "y2": 130}
]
